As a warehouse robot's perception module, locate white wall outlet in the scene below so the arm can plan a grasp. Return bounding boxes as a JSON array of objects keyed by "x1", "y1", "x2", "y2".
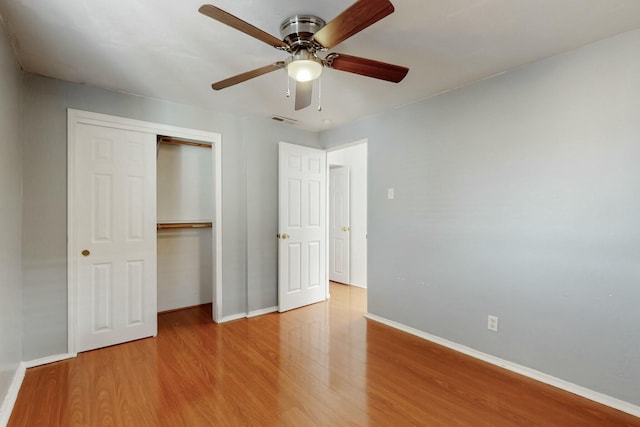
[
  {"x1": 488, "y1": 315, "x2": 499, "y2": 332},
  {"x1": 387, "y1": 188, "x2": 395, "y2": 199}
]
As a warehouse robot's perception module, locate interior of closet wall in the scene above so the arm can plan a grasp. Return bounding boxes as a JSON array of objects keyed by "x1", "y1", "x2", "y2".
[{"x1": 156, "y1": 136, "x2": 214, "y2": 312}]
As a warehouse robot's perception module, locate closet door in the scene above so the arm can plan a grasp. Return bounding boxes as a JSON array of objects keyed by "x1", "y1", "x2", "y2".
[{"x1": 74, "y1": 123, "x2": 157, "y2": 352}]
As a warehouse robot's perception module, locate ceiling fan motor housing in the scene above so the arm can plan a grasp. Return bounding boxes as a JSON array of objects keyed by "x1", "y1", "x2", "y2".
[{"x1": 280, "y1": 15, "x2": 326, "y2": 51}]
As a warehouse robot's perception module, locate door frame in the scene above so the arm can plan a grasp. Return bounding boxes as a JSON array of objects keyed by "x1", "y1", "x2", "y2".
[
  {"x1": 328, "y1": 165, "x2": 350, "y2": 284},
  {"x1": 67, "y1": 109, "x2": 223, "y2": 354},
  {"x1": 325, "y1": 139, "x2": 368, "y2": 293}
]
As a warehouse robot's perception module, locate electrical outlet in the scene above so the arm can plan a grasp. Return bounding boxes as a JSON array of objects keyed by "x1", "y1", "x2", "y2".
[
  {"x1": 387, "y1": 188, "x2": 395, "y2": 199},
  {"x1": 488, "y1": 315, "x2": 499, "y2": 332}
]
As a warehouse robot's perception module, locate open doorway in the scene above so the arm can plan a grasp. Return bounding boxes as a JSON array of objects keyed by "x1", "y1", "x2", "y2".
[
  {"x1": 156, "y1": 136, "x2": 214, "y2": 315},
  {"x1": 327, "y1": 140, "x2": 367, "y2": 289}
]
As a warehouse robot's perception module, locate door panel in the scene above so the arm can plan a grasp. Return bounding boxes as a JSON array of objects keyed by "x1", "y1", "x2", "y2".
[
  {"x1": 75, "y1": 123, "x2": 157, "y2": 352},
  {"x1": 287, "y1": 243, "x2": 302, "y2": 292},
  {"x1": 278, "y1": 142, "x2": 327, "y2": 312},
  {"x1": 288, "y1": 178, "x2": 302, "y2": 227},
  {"x1": 126, "y1": 260, "x2": 145, "y2": 324},
  {"x1": 126, "y1": 176, "x2": 145, "y2": 240},
  {"x1": 93, "y1": 174, "x2": 113, "y2": 241},
  {"x1": 92, "y1": 263, "x2": 113, "y2": 331},
  {"x1": 308, "y1": 241, "x2": 321, "y2": 288}
]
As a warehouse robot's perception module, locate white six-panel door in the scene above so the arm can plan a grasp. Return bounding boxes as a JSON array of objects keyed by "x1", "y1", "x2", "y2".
[
  {"x1": 278, "y1": 142, "x2": 327, "y2": 312},
  {"x1": 74, "y1": 123, "x2": 157, "y2": 352},
  {"x1": 329, "y1": 166, "x2": 350, "y2": 284}
]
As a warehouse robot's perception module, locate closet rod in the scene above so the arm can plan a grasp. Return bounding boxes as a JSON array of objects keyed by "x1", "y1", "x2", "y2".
[
  {"x1": 157, "y1": 222, "x2": 213, "y2": 230},
  {"x1": 158, "y1": 136, "x2": 212, "y2": 149}
]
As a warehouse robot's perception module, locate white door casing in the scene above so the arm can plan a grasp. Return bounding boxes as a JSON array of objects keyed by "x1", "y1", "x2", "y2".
[
  {"x1": 74, "y1": 123, "x2": 157, "y2": 352},
  {"x1": 68, "y1": 109, "x2": 223, "y2": 356},
  {"x1": 278, "y1": 142, "x2": 327, "y2": 312},
  {"x1": 329, "y1": 166, "x2": 350, "y2": 284}
]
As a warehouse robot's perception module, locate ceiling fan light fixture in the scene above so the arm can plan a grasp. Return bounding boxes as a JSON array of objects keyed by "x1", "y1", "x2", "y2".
[{"x1": 286, "y1": 51, "x2": 323, "y2": 82}]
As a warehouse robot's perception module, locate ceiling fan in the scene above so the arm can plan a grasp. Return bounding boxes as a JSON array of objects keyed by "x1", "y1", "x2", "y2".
[{"x1": 198, "y1": 0, "x2": 409, "y2": 110}]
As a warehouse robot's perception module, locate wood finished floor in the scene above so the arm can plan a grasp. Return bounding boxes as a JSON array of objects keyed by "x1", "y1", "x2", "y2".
[{"x1": 10, "y1": 283, "x2": 640, "y2": 426}]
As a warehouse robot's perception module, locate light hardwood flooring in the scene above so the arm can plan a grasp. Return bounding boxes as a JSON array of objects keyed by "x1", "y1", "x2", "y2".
[{"x1": 9, "y1": 283, "x2": 640, "y2": 426}]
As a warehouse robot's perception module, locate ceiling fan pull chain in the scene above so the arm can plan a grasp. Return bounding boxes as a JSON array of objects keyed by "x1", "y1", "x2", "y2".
[
  {"x1": 286, "y1": 75, "x2": 291, "y2": 98},
  {"x1": 317, "y1": 77, "x2": 322, "y2": 112}
]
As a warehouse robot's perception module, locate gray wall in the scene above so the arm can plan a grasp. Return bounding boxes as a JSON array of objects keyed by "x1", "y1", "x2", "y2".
[
  {"x1": 0, "y1": 19, "x2": 22, "y2": 408},
  {"x1": 320, "y1": 29, "x2": 640, "y2": 405},
  {"x1": 244, "y1": 117, "x2": 320, "y2": 313},
  {"x1": 21, "y1": 74, "x2": 319, "y2": 359}
]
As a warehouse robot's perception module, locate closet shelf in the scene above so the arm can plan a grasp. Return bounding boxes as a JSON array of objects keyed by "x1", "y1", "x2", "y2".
[
  {"x1": 157, "y1": 222, "x2": 213, "y2": 230},
  {"x1": 158, "y1": 136, "x2": 212, "y2": 149}
]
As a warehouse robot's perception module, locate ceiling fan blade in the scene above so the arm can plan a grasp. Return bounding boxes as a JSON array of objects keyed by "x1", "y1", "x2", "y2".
[
  {"x1": 325, "y1": 53, "x2": 408, "y2": 83},
  {"x1": 295, "y1": 81, "x2": 313, "y2": 110},
  {"x1": 199, "y1": 4, "x2": 289, "y2": 50},
  {"x1": 211, "y1": 62, "x2": 285, "y2": 90},
  {"x1": 312, "y1": 0, "x2": 394, "y2": 49}
]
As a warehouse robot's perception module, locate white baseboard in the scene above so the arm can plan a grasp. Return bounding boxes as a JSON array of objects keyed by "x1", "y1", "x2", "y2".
[
  {"x1": 0, "y1": 353, "x2": 77, "y2": 426},
  {"x1": 218, "y1": 312, "x2": 247, "y2": 323},
  {"x1": 364, "y1": 313, "x2": 640, "y2": 418},
  {"x1": 24, "y1": 353, "x2": 76, "y2": 369},
  {"x1": 222, "y1": 306, "x2": 280, "y2": 321},
  {"x1": 0, "y1": 362, "x2": 26, "y2": 427},
  {"x1": 247, "y1": 306, "x2": 278, "y2": 318},
  {"x1": 348, "y1": 282, "x2": 367, "y2": 289}
]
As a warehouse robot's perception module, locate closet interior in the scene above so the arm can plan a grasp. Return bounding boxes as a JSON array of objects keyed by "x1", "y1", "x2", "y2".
[{"x1": 156, "y1": 135, "x2": 214, "y2": 313}]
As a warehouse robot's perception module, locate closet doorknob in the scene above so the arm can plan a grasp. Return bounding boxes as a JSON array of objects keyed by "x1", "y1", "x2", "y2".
[{"x1": 81, "y1": 249, "x2": 91, "y2": 257}]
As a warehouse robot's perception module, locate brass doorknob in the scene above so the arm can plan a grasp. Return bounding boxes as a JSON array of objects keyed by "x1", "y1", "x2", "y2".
[
  {"x1": 277, "y1": 233, "x2": 290, "y2": 239},
  {"x1": 81, "y1": 249, "x2": 90, "y2": 257},
  {"x1": 342, "y1": 227, "x2": 350, "y2": 232}
]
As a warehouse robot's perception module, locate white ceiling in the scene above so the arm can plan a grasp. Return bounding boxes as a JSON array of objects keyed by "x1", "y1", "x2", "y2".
[{"x1": 2, "y1": 0, "x2": 640, "y2": 131}]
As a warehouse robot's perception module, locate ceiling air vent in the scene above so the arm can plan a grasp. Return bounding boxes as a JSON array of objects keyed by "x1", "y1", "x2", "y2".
[{"x1": 271, "y1": 115, "x2": 299, "y2": 126}]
